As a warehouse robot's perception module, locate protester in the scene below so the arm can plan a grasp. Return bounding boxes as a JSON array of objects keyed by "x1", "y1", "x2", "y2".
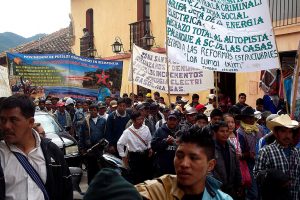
[
  {"x1": 195, "y1": 113, "x2": 208, "y2": 128},
  {"x1": 65, "y1": 97, "x2": 76, "y2": 121},
  {"x1": 53, "y1": 101, "x2": 72, "y2": 129},
  {"x1": 108, "y1": 100, "x2": 118, "y2": 114},
  {"x1": 153, "y1": 92, "x2": 160, "y2": 103},
  {"x1": 73, "y1": 100, "x2": 90, "y2": 140},
  {"x1": 79, "y1": 103, "x2": 106, "y2": 184},
  {"x1": 45, "y1": 100, "x2": 52, "y2": 113},
  {"x1": 254, "y1": 114, "x2": 300, "y2": 200},
  {"x1": 106, "y1": 98, "x2": 130, "y2": 156},
  {"x1": 195, "y1": 103, "x2": 206, "y2": 114},
  {"x1": 151, "y1": 111, "x2": 180, "y2": 177},
  {"x1": 189, "y1": 93, "x2": 199, "y2": 108},
  {"x1": 117, "y1": 111, "x2": 153, "y2": 184},
  {"x1": 235, "y1": 93, "x2": 248, "y2": 111},
  {"x1": 0, "y1": 94, "x2": 73, "y2": 200},
  {"x1": 136, "y1": 127, "x2": 233, "y2": 200},
  {"x1": 211, "y1": 121, "x2": 242, "y2": 199},
  {"x1": 98, "y1": 102, "x2": 108, "y2": 120},
  {"x1": 236, "y1": 106, "x2": 264, "y2": 200},
  {"x1": 155, "y1": 106, "x2": 170, "y2": 130},
  {"x1": 255, "y1": 98, "x2": 264, "y2": 112},
  {"x1": 179, "y1": 107, "x2": 197, "y2": 132},
  {"x1": 38, "y1": 99, "x2": 47, "y2": 112}
]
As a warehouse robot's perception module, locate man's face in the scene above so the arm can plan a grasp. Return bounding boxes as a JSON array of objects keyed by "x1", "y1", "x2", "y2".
[
  {"x1": 88, "y1": 108, "x2": 97, "y2": 118},
  {"x1": 117, "y1": 103, "x2": 126, "y2": 115},
  {"x1": 256, "y1": 104, "x2": 264, "y2": 112},
  {"x1": 0, "y1": 107, "x2": 34, "y2": 145},
  {"x1": 274, "y1": 127, "x2": 294, "y2": 147},
  {"x1": 196, "y1": 119, "x2": 208, "y2": 128},
  {"x1": 186, "y1": 114, "x2": 196, "y2": 124},
  {"x1": 167, "y1": 117, "x2": 179, "y2": 129},
  {"x1": 215, "y1": 126, "x2": 229, "y2": 144},
  {"x1": 193, "y1": 98, "x2": 199, "y2": 103},
  {"x1": 105, "y1": 97, "x2": 111, "y2": 105},
  {"x1": 133, "y1": 116, "x2": 144, "y2": 129},
  {"x1": 83, "y1": 103, "x2": 89, "y2": 111},
  {"x1": 174, "y1": 143, "x2": 215, "y2": 192},
  {"x1": 98, "y1": 107, "x2": 106, "y2": 115},
  {"x1": 39, "y1": 103, "x2": 45, "y2": 110},
  {"x1": 210, "y1": 116, "x2": 222, "y2": 124},
  {"x1": 45, "y1": 104, "x2": 52, "y2": 111},
  {"x1": 239, "y1": 95, "x2": 246, "y2": 104},
  {"x1": 35, "y1": 126, "x2": 45, "y2": 138}
]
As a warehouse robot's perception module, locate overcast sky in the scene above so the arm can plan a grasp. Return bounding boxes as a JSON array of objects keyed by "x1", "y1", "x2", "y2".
[{"x1": 0, "y1": 0, "x2": 70, "y2": 38}]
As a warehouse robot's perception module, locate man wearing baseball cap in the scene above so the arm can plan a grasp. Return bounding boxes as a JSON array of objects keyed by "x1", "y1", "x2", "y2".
[
  {"x1": 151, "y1": 111, "x2": 180, "y2": 177},
  {"x1": 254, "y1": 114, "x2": 300, "y2": 200}
]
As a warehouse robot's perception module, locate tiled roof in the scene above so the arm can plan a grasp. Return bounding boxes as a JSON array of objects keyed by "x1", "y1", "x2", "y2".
[{"x1": 0, "y1": 27, "x2": 71, "y2": 59}]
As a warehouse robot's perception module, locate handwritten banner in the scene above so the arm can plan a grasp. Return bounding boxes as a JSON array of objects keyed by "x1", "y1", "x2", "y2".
[
  {"x1": 167, "y1": 0, "x2": 280, "y2": 72},
  {"x1": 132, "y1": 44, "x2": 214, "y2": 94},
  {"x1": 0, "y1": 65, "x2": 12, "y2": 97},
  {"x1": 6, "y1": 53, "x2": 123, "y2": 101}
]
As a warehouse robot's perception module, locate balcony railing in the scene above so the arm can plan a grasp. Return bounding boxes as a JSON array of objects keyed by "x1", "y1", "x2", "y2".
[
  {"x1": 80, "y1": 35, "x2": 95, "y2": 57},
  {"x1": 269, "y1": 0, "x2": 300, "y2": 27},
  {"x1": 129, "y1": 19, "x2": 151, "y2": 50}
]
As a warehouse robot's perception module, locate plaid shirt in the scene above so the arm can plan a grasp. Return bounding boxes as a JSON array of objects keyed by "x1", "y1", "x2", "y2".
[{"x1": 254, "y1": 141, "x2": 300, "y2": 200}]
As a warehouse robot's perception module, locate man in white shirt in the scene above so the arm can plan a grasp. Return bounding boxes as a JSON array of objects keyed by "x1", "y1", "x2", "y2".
[
  {"x1": 0, "y1": 94, "x2": 72, "y2": 200},
  {"x1": 117, "y1": 110, "x2": 153, "y2": 184}
]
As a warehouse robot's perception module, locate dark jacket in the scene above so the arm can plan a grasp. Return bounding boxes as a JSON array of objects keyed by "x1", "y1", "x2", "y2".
[
  {"x1": 151, "y1": 124, "x2": 178, "y2": 176},
  {"x1": 105, "y1": 111, "x2": 130, "y2": 146},
  {"x1": 0, "y1": 138, "x2": 73, "y2": 200},
  {"x1": 79, "y1": 116, "x2": 106, "y2": 150},
  {"x1": 213, "y1": 141, "x2": 242, "y2": 195}
]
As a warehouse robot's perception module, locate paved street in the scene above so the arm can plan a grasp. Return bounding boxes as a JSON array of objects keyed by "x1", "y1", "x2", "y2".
[{"x1": 74, "y1": 170, "x2": 88, "y2": 200}]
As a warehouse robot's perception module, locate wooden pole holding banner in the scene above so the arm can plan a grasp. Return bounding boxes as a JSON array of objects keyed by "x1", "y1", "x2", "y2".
[
  {"x1": 214, "y1": 72, "x2": 219, "y2": 108},
  {"x1": 290, "y1": 41, "x2": 300, "y2": 119},
  {"x1": 265, "y1": 2, "x2": 290, "y2": 115},
  {"x1": 131, "y1": 43, "x2": 134, "y2": 101},
  {"x1": 165, "y1": 0, "x2": 171, "y2": 106}
]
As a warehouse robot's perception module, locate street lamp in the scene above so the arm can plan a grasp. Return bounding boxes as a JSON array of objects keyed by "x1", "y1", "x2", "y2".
[
  {"x1": 111, "y1": 37, "x2": 123, "y2": 53},
  {"x1": 142, "y1": 31, "x2": 155, "y2": 50}
]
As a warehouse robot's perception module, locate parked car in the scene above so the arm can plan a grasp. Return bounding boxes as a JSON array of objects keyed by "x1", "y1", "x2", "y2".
[{"x1": 34, "y1": 111, "x2": 80, "y2": 167}]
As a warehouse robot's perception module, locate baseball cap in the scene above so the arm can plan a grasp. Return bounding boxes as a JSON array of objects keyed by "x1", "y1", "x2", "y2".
[
  {"x1": 195, "y1": 104, "x2": 206, "y2": 111},
  {"x1": 110, "y1": 100, "x2": 117, "y2": 108},
  {"x1": 168, "y1": 111, "x2": 179, "y2": 119},
  {"x1": 98, "y1": 102, "x2": 107, "y2": 108}
]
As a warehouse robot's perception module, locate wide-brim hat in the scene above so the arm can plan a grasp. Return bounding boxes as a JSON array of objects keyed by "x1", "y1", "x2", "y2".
[
  {"x1": 267, "y1": 114, "x2": 299, "y2": 131},
  {"x1": 235, "y1": 106, "x2": 255, "y2": 120}
]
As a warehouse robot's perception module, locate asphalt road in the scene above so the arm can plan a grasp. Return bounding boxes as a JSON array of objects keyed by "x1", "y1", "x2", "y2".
[{"x1": 73, "y1": 170, "x2": 88, "y2": 200}]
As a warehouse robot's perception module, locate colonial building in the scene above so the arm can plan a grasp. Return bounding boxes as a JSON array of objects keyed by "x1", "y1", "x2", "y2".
[{"x1": 70, "y1": 0, "x2": 300, "y2": 106}]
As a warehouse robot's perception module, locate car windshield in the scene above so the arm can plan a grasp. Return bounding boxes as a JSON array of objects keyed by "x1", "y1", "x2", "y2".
[{"x1": 34, "y1": 114, "x2": 62, "y2": 134}]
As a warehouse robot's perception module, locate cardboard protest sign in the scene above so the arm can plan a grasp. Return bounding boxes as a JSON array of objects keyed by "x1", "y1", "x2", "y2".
[
  {"x1": 167, "y1": 0, "x2": 280, "y2": 72},
  {"x1": 0, "y1": 65, "x2": 12, "y2": 97},
  {"x1": 7, "y1": 53, "x2": 123, "y2": 101},
  {"x1": 131, "y1": 44, "x2": 214, "y2": 94}
]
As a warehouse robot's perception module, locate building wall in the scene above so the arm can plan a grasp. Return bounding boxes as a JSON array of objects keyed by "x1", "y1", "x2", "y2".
[{"x1": 71, "y1": 0, "x2": 300, "y2": 107}]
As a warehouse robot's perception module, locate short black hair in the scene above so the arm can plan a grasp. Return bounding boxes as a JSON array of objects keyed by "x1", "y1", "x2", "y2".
[
  {"x1": 0, "y1": 94, "x2": 35, "y2": 118},
  {"x1": 211, "y1": 121, "x2": 228, "y2": 133},
  {"x1": 137, "y1": 93, "x2": 143, "y2": 97},
  {"x1": 124, "y1": 97, "x2": 132, "y2": 106},
  {"x1": 177, "y1": 126, "x2": 215, "y2": 160},
  {"x1": 130, "y1": 110, "x2": 142, "y2": 121},
  {"x1": 210, "y1": 108, "x2": 223, "y2": 118},
  {"x1": 239, "y1": 93, "x2": 246, "y2": 98},
  {"x1": 89, "y1": 103, "x2": 99, "y2": 110},
  {"x1": 196, "y1": 113, "x2": 208, "y2": 122},
  {"x1": 256, "y1": 98, "x2": 264, "y2": 105},
  {"x1": 122, "y1": 93, "x2": 128, "y2": 98},
  {"x1": 192, "y1": 93, "x2": 199, "y2": 100},
  {"x1": 117, "y1": 98, "x2": 126, "y2": 105},
  {"x1": 154, "y1": 92, "x2": 160, "y2": 97}
]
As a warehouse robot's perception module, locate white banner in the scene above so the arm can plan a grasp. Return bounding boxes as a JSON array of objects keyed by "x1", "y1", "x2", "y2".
[
  {"x1": 131, "y1": 44, "x2": 214, "y2": 94},
  {"x1": 0, "y1": 65, "x2": 12, "y2": 97},
  {"x1": 167, "y1": 0, "x2": 280, "y2": 72}
]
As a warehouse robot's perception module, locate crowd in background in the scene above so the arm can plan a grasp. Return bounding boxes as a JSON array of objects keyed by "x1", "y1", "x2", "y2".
[{"x1": 3, "y1": 90, "x2": 299, "y2": 200}]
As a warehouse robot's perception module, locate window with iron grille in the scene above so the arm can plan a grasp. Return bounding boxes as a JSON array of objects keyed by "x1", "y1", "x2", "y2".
[{"x1": 269, "y1": 0, "x2": 300, "y2": 27}]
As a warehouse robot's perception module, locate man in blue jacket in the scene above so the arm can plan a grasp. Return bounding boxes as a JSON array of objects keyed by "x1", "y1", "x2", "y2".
[{"x1": 151, "y1": 111, "x2": 180, "y2": 177}]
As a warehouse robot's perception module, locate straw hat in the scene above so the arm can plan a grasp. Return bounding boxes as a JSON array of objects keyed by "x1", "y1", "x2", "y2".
[{"x1": 267, "y1": 114, "x2": 299, "y2": 131}]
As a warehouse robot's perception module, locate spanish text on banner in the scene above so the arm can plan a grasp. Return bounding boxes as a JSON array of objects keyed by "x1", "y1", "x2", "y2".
[
  {"x1": 132, "y1": 44, "x2": 214, "y2": 94},
  {"x1": 167, "y1": 0, "x2": 280, "y2": 72}
]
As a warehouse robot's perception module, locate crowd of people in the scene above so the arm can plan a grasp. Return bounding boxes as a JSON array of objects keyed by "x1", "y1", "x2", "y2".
[{"x1": 0, "y1": 91, "x2": 299, "y2": 200}]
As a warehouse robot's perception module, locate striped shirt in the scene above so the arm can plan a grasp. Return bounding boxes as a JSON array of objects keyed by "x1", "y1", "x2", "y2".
[{"x1": 253, "y1": 141, "x2": 300, "y2": 200}]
